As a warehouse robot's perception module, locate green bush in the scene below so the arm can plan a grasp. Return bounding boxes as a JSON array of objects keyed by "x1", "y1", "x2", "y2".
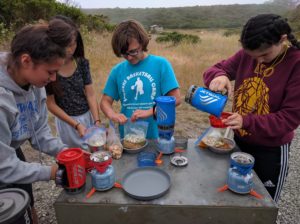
[
  {"x1": 155, "y1": 31, "x2": 200, "y2": 45},
  {"x1": 0, "y1": 22, "x2": 13, "y2": 45},
  {"x1": 0, "y1": 0, "x2": 113, "y2": 33}
]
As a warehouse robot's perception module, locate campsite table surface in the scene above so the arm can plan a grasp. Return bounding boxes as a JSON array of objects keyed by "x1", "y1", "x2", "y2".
[{"x1": 54, "y1": 139, "x2": 278, "y2": 224}]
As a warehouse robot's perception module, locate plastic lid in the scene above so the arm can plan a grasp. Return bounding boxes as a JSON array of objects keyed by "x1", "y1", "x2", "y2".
[
  {"x1": 57, "y1": 148, "x2": 83, "y2": 162},
  {"x1": 155, "y1": 96, "x2": 176, "y2": 104},
  {"x1": 185, "y1": 85, "x2": 198, "y2": 103},
  {"x1": 0, "y1": 188, "x2": 30, "y2": 223}
]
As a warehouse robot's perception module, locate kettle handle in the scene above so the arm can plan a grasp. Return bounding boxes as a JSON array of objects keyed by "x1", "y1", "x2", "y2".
[{"x1": 153, "y1": 103, "x2": 157, "y2": 120}]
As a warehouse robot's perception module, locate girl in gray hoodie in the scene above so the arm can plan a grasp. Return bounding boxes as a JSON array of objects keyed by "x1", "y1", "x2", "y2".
[{"x1": 0, "y1": 19, "x2": 75, "y2": 223}]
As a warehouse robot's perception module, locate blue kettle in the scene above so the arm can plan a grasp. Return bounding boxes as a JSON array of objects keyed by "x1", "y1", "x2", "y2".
[{"x1": 153, "y1": 96, "x2": 176, "y2": 140}]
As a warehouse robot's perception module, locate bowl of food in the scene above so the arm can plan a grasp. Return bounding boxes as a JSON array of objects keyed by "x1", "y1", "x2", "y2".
[
  {"x1": 202, "y1": 136, "x2": 235, "y2": 154},
  {"x1": 121, "y1": 134, "x2": 148, "y2": 154}
]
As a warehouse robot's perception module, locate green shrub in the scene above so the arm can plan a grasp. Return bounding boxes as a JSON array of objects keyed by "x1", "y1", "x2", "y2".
[
  {"x1": 0, "y1": 22, "x2": 13, "y2": 45},
  {"x1": 155, "y1": 31, "x2": 200, "y2": 45}
]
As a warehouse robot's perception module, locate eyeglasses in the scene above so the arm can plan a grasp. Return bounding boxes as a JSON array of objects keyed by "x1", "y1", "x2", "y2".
[{"x1": 121, "y1": 47, "x2": 141, "y2": 57}]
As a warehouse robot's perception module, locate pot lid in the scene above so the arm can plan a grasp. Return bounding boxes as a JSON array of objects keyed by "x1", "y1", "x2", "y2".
[{"x1": 0, "y1": 188, "x2": 30, "y2": 223}]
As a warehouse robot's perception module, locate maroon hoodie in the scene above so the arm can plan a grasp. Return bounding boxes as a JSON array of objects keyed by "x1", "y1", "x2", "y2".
[{"x1": 203, "y1": 47, "x2": 300, "y2": 146}]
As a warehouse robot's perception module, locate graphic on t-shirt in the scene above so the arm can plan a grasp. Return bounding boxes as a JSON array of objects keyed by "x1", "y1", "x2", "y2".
[
  {"x1": 12, "y1": 100, "x2": 39, "y2": 140},
  {"x1": 234, "y1": 76, "x2": 270, "y2": 136},
  {"x1": 131, "y1": 77, "x2": 145, "y2": 100},
  {"x1": 122, "y1": 72, "x2": 156, "y2": 103}
]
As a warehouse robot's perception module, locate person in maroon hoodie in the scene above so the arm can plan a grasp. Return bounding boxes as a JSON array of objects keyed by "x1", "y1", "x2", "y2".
[{"x1": 203, "y1": 14, "x2": 300, "y2": 202}]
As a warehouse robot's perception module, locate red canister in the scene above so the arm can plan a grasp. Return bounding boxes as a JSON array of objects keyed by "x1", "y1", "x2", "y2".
[{"x1": 56, "y1": 148, "x2": 86, "y2": 193}]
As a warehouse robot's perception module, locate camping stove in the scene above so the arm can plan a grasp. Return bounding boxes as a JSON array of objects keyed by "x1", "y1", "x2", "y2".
[
  {"x1": 89, "y1": 151, "x2": 115, "y2": 191},
  {"x1": 218, "y1": 152, "x2": 263, "y2": 199}
]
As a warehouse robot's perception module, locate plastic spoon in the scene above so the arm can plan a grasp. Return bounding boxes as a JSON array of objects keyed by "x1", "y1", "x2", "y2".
[{"x1": 155, "y1": 152, "x2": 163, "y2": 165}]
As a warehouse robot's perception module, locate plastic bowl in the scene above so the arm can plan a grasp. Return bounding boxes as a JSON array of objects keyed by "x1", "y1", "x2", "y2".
[
  {"x1": 121, "y1": 139, "x2": 148, "y2": 154},
  {"x1": 209, "y1": 112, "x2": 231, "y2": 128},
  {"x1": 205, "y1": 137, "x2": 235, "y2": 154},
  {"x1": 137, "y1": 152, "x2": 156, "y2": 167}
]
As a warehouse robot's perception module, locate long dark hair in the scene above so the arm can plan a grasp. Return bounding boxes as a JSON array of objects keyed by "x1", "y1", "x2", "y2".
[
  {"x1": 9, "y1": 21, "x2": 74, "y2": 68},
  {"x1": 52, "y1": 15, "x2": 85, "y2": 59},
  {"x1": 46, "y1": 16, "x2": 85, "y2": 96},
  {"x1": 240, "y1": 14, "x2": 300, "y2": 50}
]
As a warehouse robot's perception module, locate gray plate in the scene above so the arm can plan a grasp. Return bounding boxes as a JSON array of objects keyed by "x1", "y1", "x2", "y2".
[
  {"x1": 121, "y1": 167, "x2": 171, "y2": 200},
  {"x1": 121, "y1": 139, "x2": 148, "y2": 154}
]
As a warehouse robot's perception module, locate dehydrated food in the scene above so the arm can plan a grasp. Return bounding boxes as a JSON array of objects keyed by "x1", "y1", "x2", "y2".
[
  {"x1": 123, "y1": 134, "x2": 146, "y2": 149},
  {"x1": 202, "y1": 136, "x2": 233, "y2": 151},
  {"x1": 108, "y1": 144, "x2": 123, "y2": 159}
]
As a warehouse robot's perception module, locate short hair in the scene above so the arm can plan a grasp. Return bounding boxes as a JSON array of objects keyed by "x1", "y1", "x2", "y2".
[
  {"x1": 111, "y1": 19, "x2": 149, "y2": 57},
  {"x1": 240, "y1": 14, "x2": 300, "y2": 50}
]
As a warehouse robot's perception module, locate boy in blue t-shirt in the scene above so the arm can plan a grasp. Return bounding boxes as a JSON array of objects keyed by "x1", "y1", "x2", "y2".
[{"x1": 100, "y1": 19, "x2": 181, "y2": 139}]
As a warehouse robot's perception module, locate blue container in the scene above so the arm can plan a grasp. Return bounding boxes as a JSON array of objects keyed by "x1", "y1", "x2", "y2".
[
  {"x1": 185, "y1": 86, "x2": 227, "y2": 117},
  {"x1": 227, "y1": 152, "x2": 255, "y2": 194},
  {"x1": 137, "y1": 152, "x2": 156, "y2": 167},
  {"x1": 153, "y1": 96, "x2": 176, "y2": 140},
  {"x1": 90, "y1": 165, "x2": 115, "y2": 191},
  {"x1": 227, "y1": 168, "x2": 254, "y2": 194}
]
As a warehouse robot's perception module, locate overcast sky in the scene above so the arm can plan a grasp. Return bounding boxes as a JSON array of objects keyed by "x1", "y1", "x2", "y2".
[{"x1": 68, "y1": 0, "x2": 267, "y2": 8}]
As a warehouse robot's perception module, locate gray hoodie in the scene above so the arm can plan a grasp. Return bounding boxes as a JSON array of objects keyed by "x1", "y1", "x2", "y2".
[{"x1": 0, "y1": 52, "x2": 66, "y2": 184}]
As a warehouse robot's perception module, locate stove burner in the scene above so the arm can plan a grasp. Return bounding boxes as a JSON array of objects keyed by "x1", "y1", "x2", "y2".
[
  {"x1": 217, "y1": 184, "x2": 263, "y2": 199},
  {"x1": 171, "y1": 155, "x2": 188, "y2": 167}
]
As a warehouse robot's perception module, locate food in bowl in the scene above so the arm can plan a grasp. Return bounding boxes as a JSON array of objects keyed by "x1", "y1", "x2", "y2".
[
  {"x1": 202, "y1": 136, "x2": 234, "y2": 152},
  {"x1": 123, "y1": 134, "x2": 146, "y2": 150}
]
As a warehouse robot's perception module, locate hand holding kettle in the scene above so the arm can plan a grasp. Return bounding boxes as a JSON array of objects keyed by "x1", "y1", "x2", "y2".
[{"x1": 209, "y1": 75, "x2": 233, "y2": 97}]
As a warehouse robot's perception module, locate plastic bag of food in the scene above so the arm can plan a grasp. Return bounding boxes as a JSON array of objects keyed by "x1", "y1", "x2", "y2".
[
  {"x1": 123, "y1": 120, "x2": 149, "y2": 149},
  {"x1": 106, "y1": 121, "x2": 123, "y2": 159},
  {"x1": 82, "y1": 126, "x2": 106, "y2": 152}
]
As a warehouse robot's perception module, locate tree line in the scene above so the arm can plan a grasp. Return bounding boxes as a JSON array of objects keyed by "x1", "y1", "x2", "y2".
[{"x1": 0, "y1": 0, "x2": 113, "y2": 31}]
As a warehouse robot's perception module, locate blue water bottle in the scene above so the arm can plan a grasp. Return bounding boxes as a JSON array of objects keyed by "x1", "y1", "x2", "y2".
[
  {"x1": 153, "y1": 96, "x2": 176, "y2": 140},
  {"x1": 185, "y1": 85, "x2": 227, "y2": 117}
]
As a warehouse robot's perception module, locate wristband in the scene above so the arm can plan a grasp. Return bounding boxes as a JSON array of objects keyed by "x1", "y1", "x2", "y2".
[{"x1": 74, "y1": 122, "x2": 81, "y2": 130}]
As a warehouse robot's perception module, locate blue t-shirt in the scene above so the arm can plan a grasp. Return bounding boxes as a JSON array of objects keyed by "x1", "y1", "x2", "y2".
[{"x1": 103, "y1": 54, "x2": 179, "y2": 139}]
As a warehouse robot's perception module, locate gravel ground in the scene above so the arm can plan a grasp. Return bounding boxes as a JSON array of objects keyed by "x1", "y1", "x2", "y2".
[{"x1": 23, "y1": 128, "x2": 300, "y2": 224}]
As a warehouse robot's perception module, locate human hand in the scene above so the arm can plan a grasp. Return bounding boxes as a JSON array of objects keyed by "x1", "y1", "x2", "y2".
[
  {"x1": 110, "y1": 112, "x2": 128, "y2": 124},
  {"x1": 50, "y1": 164, "x2": 58, "y2": 180},
  {"x1": 209, "y1": 75, "x2": 233, "y2": 96},
  {"x1": 223, "y1": 112, "x2": 243, "y2": 129},
  {"x1": 131, "y1": 109, "x2": 153, "y2": 122},
  {"x1": 76, "y1": 123, "x2": 87, "y2": 137}
]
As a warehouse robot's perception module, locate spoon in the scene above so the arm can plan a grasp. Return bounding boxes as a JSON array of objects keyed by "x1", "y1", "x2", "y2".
[{"x1": 155, "y1": 152, "x2": 163, "y2": 165}]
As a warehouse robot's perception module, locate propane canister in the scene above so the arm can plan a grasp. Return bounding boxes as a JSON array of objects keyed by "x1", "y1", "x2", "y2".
[
  {"x1": 90, "y1": 151, "x2": 115, "y2": 191},
  {"x1": 227, "y1": 152, "x2": 255, "y2": 194}
]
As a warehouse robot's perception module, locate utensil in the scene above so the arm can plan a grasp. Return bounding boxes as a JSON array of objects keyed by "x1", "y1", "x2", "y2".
[{"x1": 155, "y1": 152, "x2": 163, "y2": 165}]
